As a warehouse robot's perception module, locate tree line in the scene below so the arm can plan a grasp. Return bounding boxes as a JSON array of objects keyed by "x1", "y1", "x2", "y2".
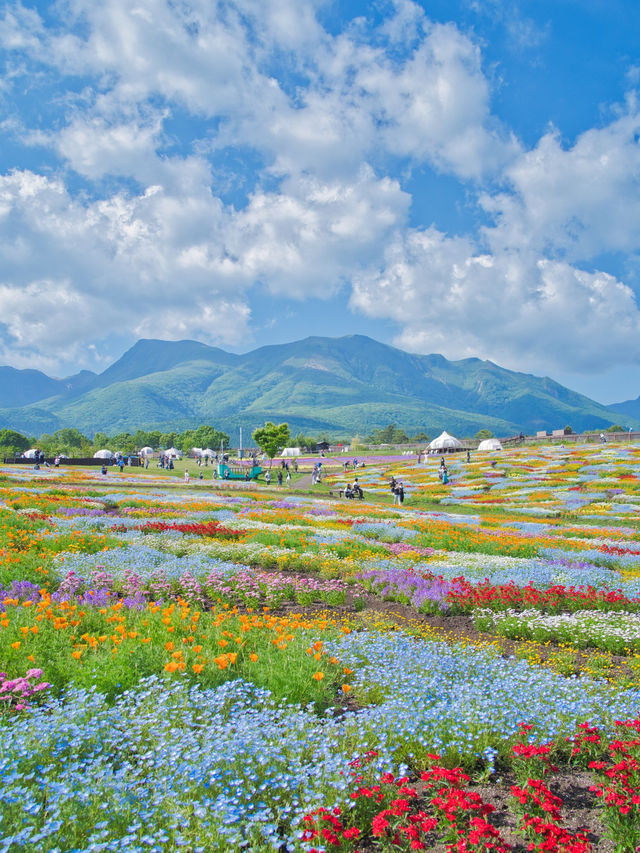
[{"x1": 0, "y1": 426, "x2": 231, "y2": 458}]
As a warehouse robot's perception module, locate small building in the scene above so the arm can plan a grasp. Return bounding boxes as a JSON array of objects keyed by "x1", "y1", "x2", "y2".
[
  {"x1": 477, "y1": 438, "x2": 503, "y2": 451},
  {"x1": 427, "y1": 431, "x2": 463, "y2": 453}
]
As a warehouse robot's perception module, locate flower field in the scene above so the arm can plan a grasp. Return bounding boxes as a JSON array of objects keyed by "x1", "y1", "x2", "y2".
[{"x1": 2, "y1": 442, "x2": 640, "y2": 851}]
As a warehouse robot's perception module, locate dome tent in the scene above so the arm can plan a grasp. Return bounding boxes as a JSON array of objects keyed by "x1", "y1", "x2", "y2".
[
  {"x1": 201, "y1": 449, "x2": 215, "y2": 457},
  {"x1": 93, "y1": 449, "x2": 113, "y2": 459},
  {"x1": 427, "y1": 431, "x2": 463, "y2": 452},
  {"x1": 22, "y1": 448, "x2": 39, "y2": 459},
  {"x1": 139, "y1": 446, "x2": 154, "y2": 456},
  {"x1": 477, "y1": 438, "x2": 503, "y2": 452},
  {"x1": 164, "y1": 447, "x2": 182, "y2": 459}
]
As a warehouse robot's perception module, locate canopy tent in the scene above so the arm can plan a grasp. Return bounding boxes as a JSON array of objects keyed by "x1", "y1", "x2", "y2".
[
  {"x1": 22, "y1": 448, "x2": 39, "y2": 459},
  {"x1": 191, "y1": 447, "x2": 204, "y2": 457},
  {"x1": 164, "y1": 447, "x2": 182, "y2": 459},
  {"x1": 427, "y1": 431, "x2": 463, "y2": 451},
  {"x1": 93, "y1": 449, "x2": 113, "y2": 459},
  {"x1": 139, "y1": 446, "x2": 154, "y2": 456},
  {"x1": 281, "y1": 447, "x2": 301, "y2": 457},
  {"x1": 477, "y1": 438, "x2": 503, "y2": 452},
  {"x1": 201, "y1": 449, "x2": 215, "y2": 457}
]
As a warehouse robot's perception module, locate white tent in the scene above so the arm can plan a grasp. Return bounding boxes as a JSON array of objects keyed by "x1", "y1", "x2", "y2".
[
  {"x1": 22, "y1": 448, "x2": 39, "y2": 459},
  {"x1": 281, "y1": 447, "x2": 301, "y2": 457},
  {"x1": 428, "y1": 431, "x2": 463, "y2": 451},
  {"x1": 164, "y1": 447, "x2": 182, "y2": 459},
  {"x1": 201, "y1": 448, "x2": 215, "y2": 457},
  {"x1": 191, "y1": 447, "x2": 204, "y2": 457},
  {"x1": 93, "y1": 449, "x2": 113, "y2": 459},
  {"x1": 139, "y1": 446, "x2": 154, "y2": 456},
  {"x1": 477, "y1": 438, "x2": 503, "y2": 452}
]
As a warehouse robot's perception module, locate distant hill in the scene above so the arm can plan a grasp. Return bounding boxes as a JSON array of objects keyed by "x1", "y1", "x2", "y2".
[
  {"x1": 609, "y1": 396, "x2": 640, "y2": 421},
  {"x1": 0, "y1": 335, "x2": 633, "y2": 437}
]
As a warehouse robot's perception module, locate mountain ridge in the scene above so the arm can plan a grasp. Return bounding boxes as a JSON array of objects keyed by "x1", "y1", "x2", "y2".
[{"x1": 0, "y1": 335, "x2": 634, "y2": 437}]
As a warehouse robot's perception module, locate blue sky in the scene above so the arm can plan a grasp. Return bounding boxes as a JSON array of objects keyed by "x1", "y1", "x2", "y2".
[{"x1": 1, "y1": 0, "x2": 640, "y2": 405}]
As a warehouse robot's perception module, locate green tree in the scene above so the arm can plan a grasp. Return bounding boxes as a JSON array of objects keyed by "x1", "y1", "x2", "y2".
[
  {"x1": 252, "y1": 422, "x2": 290, "y2": 466},
  {"x1": 111, "y1": 432, "x2": 136, "y2": 453},
  {"x1": 159, "y1": 432, "x2": 179, "y2": 449},
  {"x1": 192, "y1": 425, "x2": 230, "y2": 450},
  {"x1": 475, "y1": 429, "x2": 493, "y2": 440},
  {"x1": 564, "y1": 425, "x2": 573, "y2": 435},
  {"x1": 413, "y1": 432, "x2": 430, "y2": 442},
  {"x1": 92, "y1": 432, "x2": 110, "y2": 449},
  {"x1": 179, "y1": 429, "x2": 197, "y2": 455},
  {"x1": 606, "y1": 424, "x2": 625, "y2": 432},
  {"x1": 51, "y1": 428, "x2": 91, "y2": 454},
  {"x1": 292, "y1": 432, "x2": 316, "y2": 450},
  {"x1": 0, "y1": 428, "x2": 30, "y2": 457},
  {"x1": 369, "y1": 423, "x2": 410, "y2": 444}
]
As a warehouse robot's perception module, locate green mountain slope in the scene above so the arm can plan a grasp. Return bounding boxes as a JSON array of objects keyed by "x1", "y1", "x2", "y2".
[{"x1": 0, "y1": 335, "x2": 632, "y2": 437}]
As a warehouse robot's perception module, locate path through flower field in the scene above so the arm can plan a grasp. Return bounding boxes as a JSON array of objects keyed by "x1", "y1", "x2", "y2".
[{"x1": 2, "y1": 443, "x2": 640, "y2": 852}]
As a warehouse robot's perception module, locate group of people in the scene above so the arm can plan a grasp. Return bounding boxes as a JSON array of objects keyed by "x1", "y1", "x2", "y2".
[
  {"x1": 344, "y1": 479, "x2": 363, "y2": 499},
  {"x1": 343, "y1": 457, "x2": 366, "y2": 471},
  {"x1": 438, "y1": 457, "x2": 449, "y2": 484},
  {"x1": 264, "y1": 467, "x2": 292, "y2": 486},
  {"x1": 388, "y1": 476, "x2": 405, "y2": 504}
]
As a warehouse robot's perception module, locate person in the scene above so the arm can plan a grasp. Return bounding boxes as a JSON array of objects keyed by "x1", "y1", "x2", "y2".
[
  {"x1": 286, "y1": 470, "x2": 291, "y2": 486},
  {"x1": 389, "y1": 476, "x2": 396, "y2": 492},
  {"x1": 101, "y1": 465, "x2": 107, "y2": 476},
  {"x1": 117, "y1": 457, "x2": 124, "y2": 473},
  {"x1": 344, "y1": 483, "x2": 353, "y2": 499},
  {"x1": 442, "y1": 468, "x2": 449, "y2": 485},
  {"x1": 466, "y1": 450, "x2": 471, "y2": 463},
  {"x1": 600, "y1": 433, "x2": 606, "y2": 443},
  {"x1": 398, "y1": 482, "x2": 404, "y2": 505},
  {"x1": 54, "y1": 455, "x2": 60, "y2": 468},
  {"x1": 293, "y1": 458, "x2": 298, "y2": 473},
  {"x1": 168, "y1": 458, "x2": 174, "y2": 470},
  {"x1": 277, "y1": 470, "x2": 283, "y2": 487},
  {"x1": 145, "y1": 456, "x2": 149, "y2": 469},
  {"x1": 440, "y1": 457, "x2": 446, "y2": 469},
  {"x1": 265, "y1": 470, "x2": 271, "y2": 485},
  {"x1": 224, "y1": 468, "x2": 230, "y2": 480},
  {"x1": 353, "y1": 482, "x2": 363, "y2": 499},
  {"x1": 199, "y1": 471, "x2": 204, "y2": 481},
  {"x1": 184, "y1": 470, "x2": 190, "y2": 483},
  {"x1": 393, "y1": 484, "x2": 400, "y2": 505}
]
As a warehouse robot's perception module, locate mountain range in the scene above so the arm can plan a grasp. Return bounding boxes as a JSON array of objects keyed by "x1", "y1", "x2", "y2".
[{"x1": 0, "y1": 335, "x2": 635, "y2": 438}]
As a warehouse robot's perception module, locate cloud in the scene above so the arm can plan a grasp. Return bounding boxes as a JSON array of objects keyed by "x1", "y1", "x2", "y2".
[
  {"x1": 0, "y1": 164, "x2": 408, "y2": 368},
  {"x1": 351, "y1": 227, "x2": 640, "y2": 373},
  {"x1": 483, "y1": 101, "x2": 640, "y2": 261}
]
